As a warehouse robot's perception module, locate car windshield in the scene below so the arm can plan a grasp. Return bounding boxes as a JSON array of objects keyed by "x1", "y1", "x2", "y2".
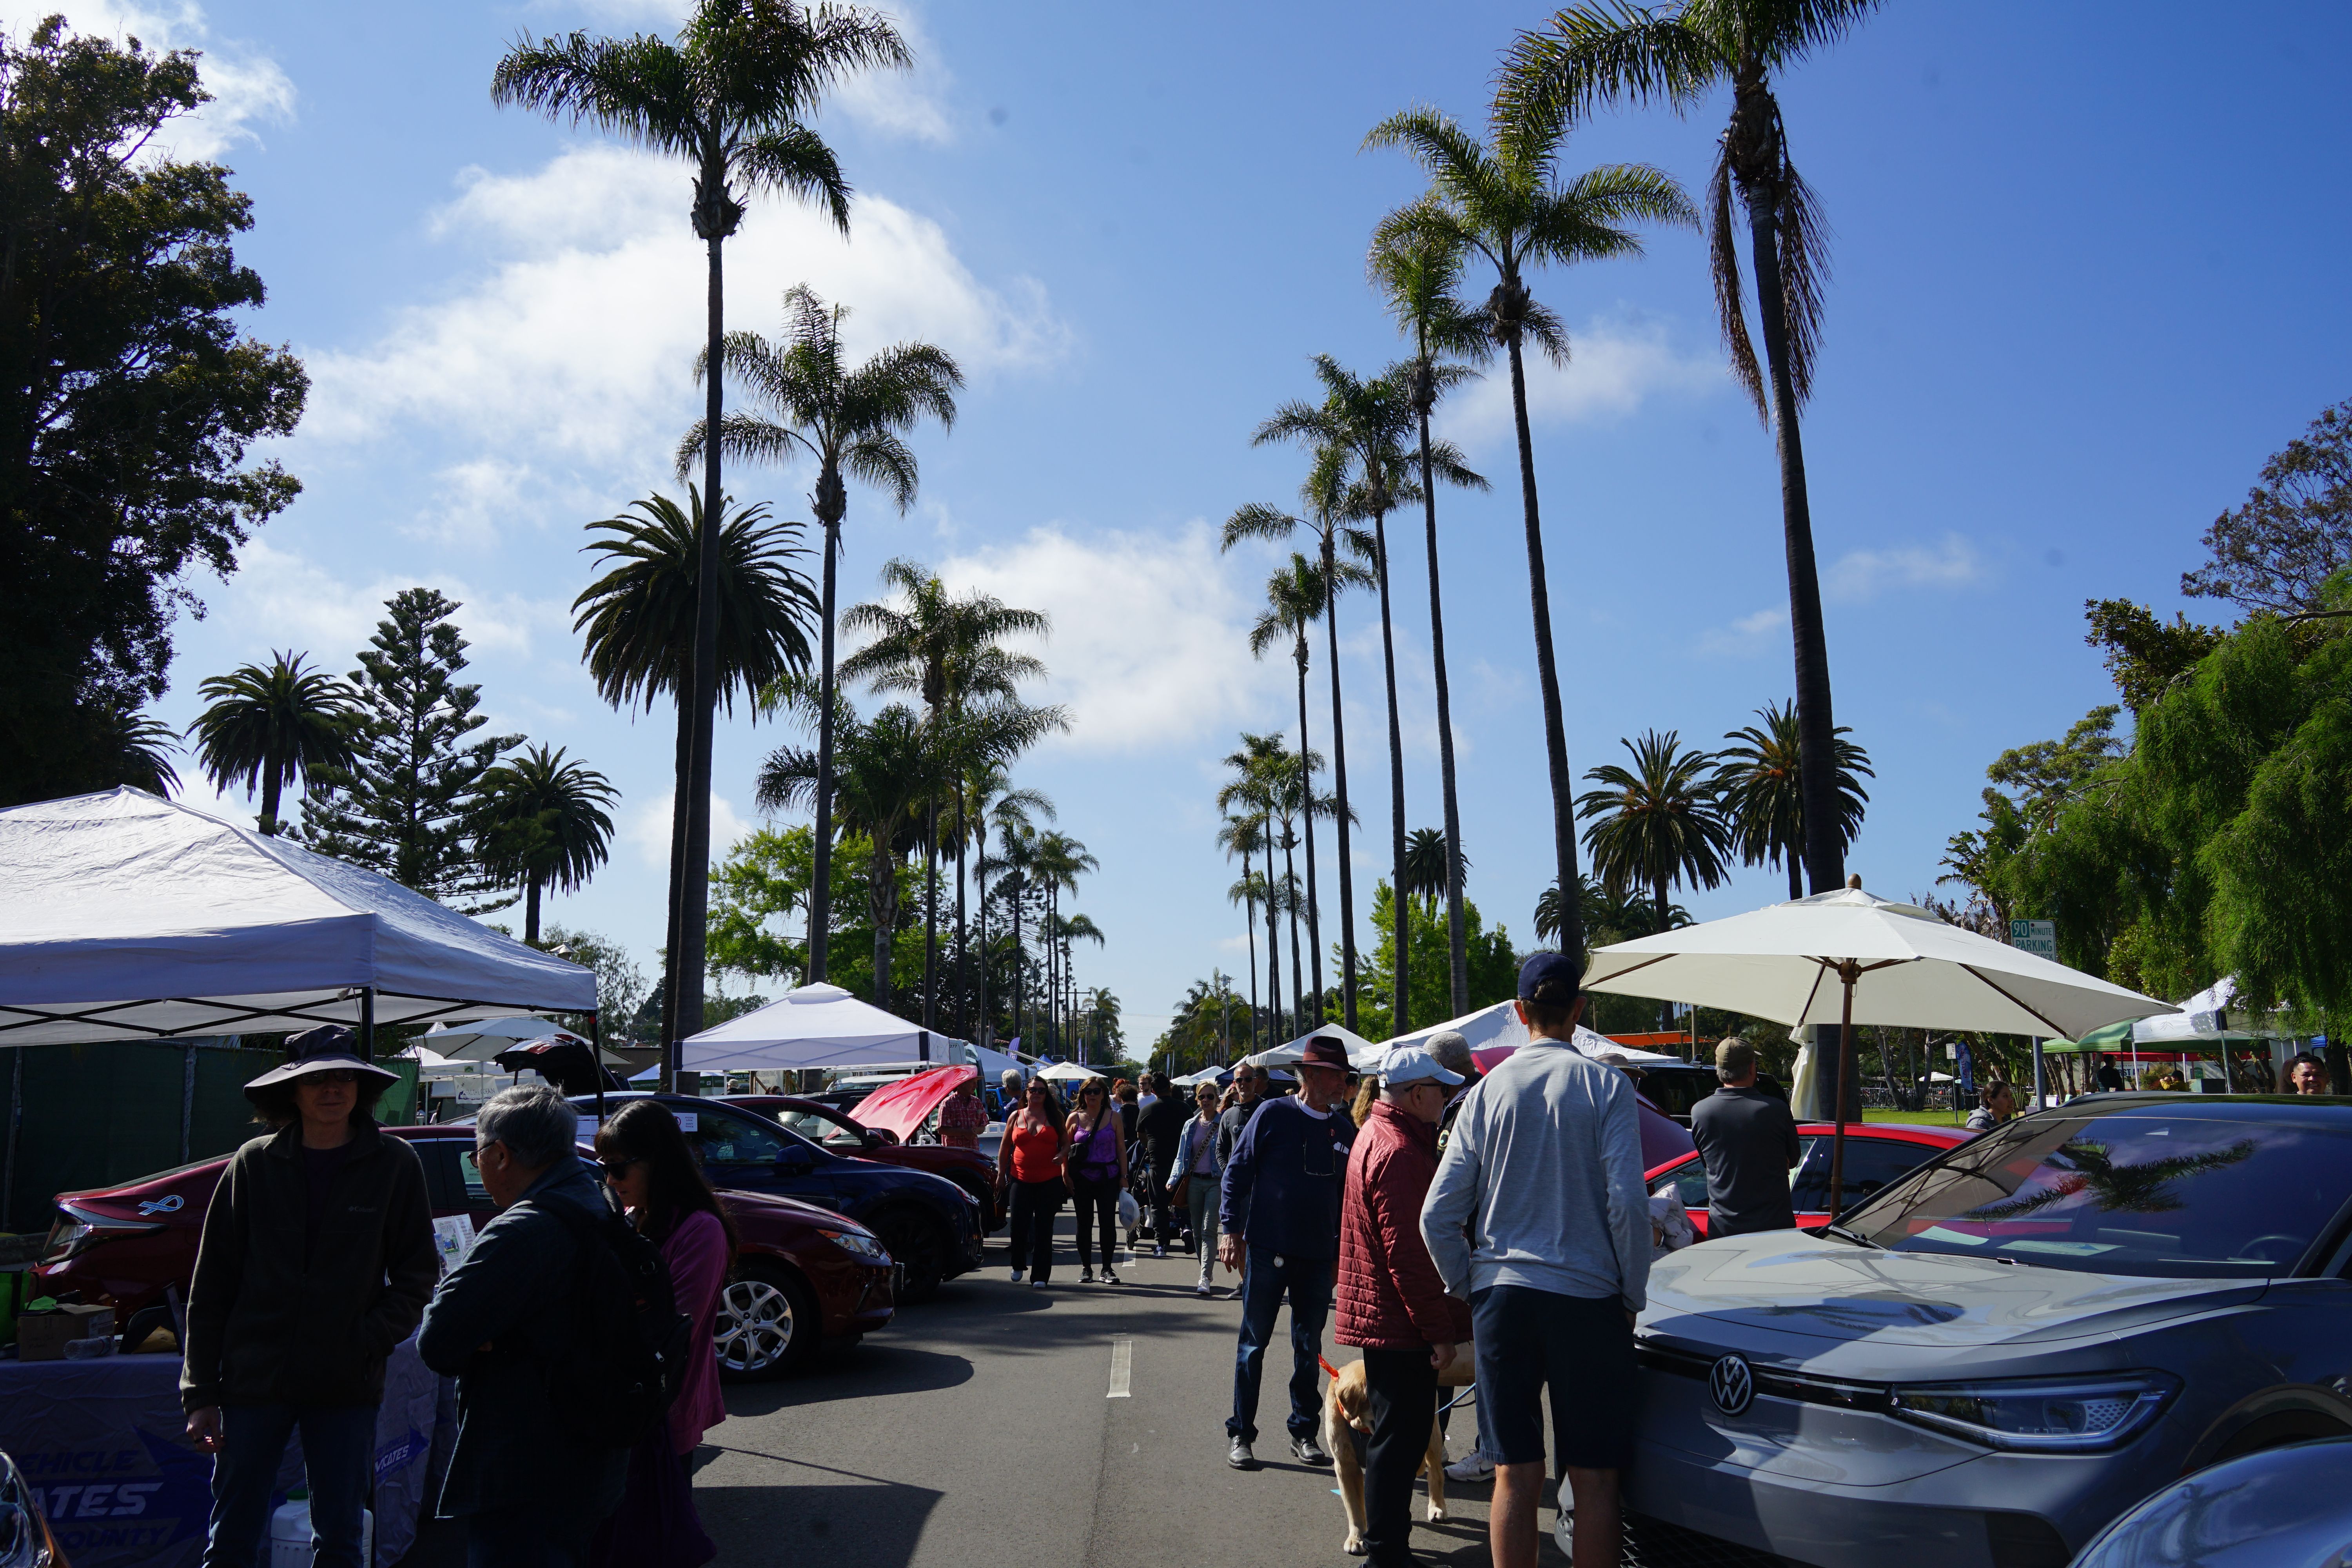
[
  {"x1": 773, "y1": 1108, "x2": 864, "y2": 1147},
  {"x1": 1846, "y1": 1108, "x2": 2352, "y2": 1278}
]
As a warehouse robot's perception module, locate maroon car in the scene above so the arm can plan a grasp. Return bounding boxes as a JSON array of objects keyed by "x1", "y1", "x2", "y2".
[
  {"x1": 727, "y1": 1095, "x2": 1003, "y2": 1233},
  {"x1": 36, "y1": 1123, "x2": 892, "y2": 1379}
]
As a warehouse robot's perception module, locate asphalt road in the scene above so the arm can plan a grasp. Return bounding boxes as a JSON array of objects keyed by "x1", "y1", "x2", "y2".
[{"x1": 404, "y1": 1213, "x2": 1560, "y2": 1567}]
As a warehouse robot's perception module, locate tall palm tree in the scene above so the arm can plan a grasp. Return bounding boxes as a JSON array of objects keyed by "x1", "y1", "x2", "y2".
[
  {"x1": 1502, "y1": 0, "x2": 1880, "y2": 892},
  {"x1": 988, "y1": 815, "x2": 1043, "y2": 1044},
  {"x1": 186, "y1": 651, "x2": 357, "y2": 835},
  {"x1": 1575, "y1": 729, "x2": 1735, "y2": 933},
  {"x1": 1225, "y1": 855, "x2": 1270, "y2": 1054},
  {"x1": 472, "y1": 744, "x2": 619, "y2": 944},
  {"x1": 1370, "y1": 225, "x2": 1494, "y2": 1014},
  {"x1": 840, "y1": 558, "x2": 1054, "y2": 1031},
  {"x1": 495, "y1": 0, "x2": 907, "y2": 1060},
  {"x1": 572, "y1": 488, "x2": 817, "y2": 1038},
  {"x1": 1402, "y1": 826, "x2": 1468, "y2": 918},
  {"x1": 1715, "y1": 700, "x2": 1873, "y2": 900},
  {"x1": 1248, "y1": 551, "x2": 1372, "y2": 1019},
  {"x1": 1366, "y1": 104, "x2": 1693, "y2": 958},
  {"x1": 969, "y1": 777, "x2": 1052, "y2": 1044},
  {"x1": 1049, "y1": 911, "x2": 1104, "y2": 1058},
  {"x1": 1256, "y1": 355, "x2": 1486, "y2": 1036},
  {"x1": 92, "y1": 704, "x2": 183, "y2": 798},
  {"x1": 1217, "y1": 736, "x2": 1289, "y2": 1036},
  {"x1": 1030, "y1": 830, "x2": 1097, "y2": 1051},
  {"x1": 1224, "y1": 448, "x2": 1375, "y2": 1026},
  {"x1": 681, "y1": 284, "x2": 962, "y2": 989}
]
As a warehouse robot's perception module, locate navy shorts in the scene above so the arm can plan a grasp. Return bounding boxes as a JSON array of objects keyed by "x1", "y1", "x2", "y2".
[{"x1": 1471, "y1": 1283, "x2": 1637, "y2": 1472}]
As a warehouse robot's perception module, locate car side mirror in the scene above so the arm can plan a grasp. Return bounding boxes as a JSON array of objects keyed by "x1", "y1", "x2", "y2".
[{"x1": 865, "y1": 1128, "x2": 899, "y2": 1149}]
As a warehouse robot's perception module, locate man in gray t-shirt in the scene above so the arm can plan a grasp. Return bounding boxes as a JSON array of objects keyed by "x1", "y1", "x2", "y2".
[{"x1": 1689, "y1": 1038, "x2": 1802, "y2": 1238}]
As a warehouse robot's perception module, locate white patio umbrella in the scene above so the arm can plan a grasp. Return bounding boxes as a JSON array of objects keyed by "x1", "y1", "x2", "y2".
[
  {"x1": 1036, "y1": 1060, "x2": 1097, "y2": 1083},
  {"x1": 1584, "y1": 883, "x2": 2177, "y2": 1216},
  {"x1": 422, "y1": 1016, "x2": 575, "y2": 1061}
]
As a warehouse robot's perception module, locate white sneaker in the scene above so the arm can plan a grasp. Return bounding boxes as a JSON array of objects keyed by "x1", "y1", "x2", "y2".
[{"x1": 1444, "y1": 1450, "x2": 1495, "y2": 1483}]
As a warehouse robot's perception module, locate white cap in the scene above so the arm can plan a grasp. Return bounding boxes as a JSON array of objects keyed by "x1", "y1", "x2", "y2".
[{"x1": 1381, "y1": 1045, "x2": 1465, "y2": 1088}]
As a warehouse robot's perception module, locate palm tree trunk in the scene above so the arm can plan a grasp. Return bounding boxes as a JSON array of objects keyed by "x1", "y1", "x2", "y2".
[
  {"x1": 974, "y1": 823, "x2": 990, "y2": 1043},
  {"x1": 673, "y1": 229, "x2": 727, "y2": 1078},
  {"x1": 1262, "y1": 833, "x2": 1283, "y2": 1040},
  {"x1": 810, "y1": 494, "x2": 844, "y2": 982},
  {"x1": 1283, "y1": 831, "x2": 1304, "y2": 1040},
  {"x1": 259, "y1": 763, "x2": 283, "y2": 838},
  {"x1": 922, "y1": 800, "x2": 939, "y2": 1031},
  {"x1": 1319, "y1": 537, "x2": 1361, "y2": 1029},
  {"x1": 660, "y1": 695, "x2": 692, "y2": 1045},
  {"x1": 1786, "y1": 847, "x2": 1804, "y2": 902},
  {"x1": 1243, "y1": 897, "x2": 1260, "y2": 1055},
  {"x1": 1749, "y1": 198, "x2": 1842, "y2": 895},
  {"x1": 1371, "y1": 506, "x2": 1410, "y2": 1035},
  {"x1": 1009, "y1": 880, "x2": 1024, "y2": 1046},
  {"x1": 954, "y1": 824, "x2": 969, "y2": 1037},
  {"x1": 1293, "y1": 642, "x2": 1325, "y2": 1020},
  {"x1": 870, "y1": 836, "x2": 895, "y2": 1010},
  {"x1": 525, "y1": 878, "x2": 542, "y2": 947},
  {"x1": 1417, "y1": 403, "x2": 1470, "y2": 1016},
  {"x1": 1504, "y1": 328, "x2": 1583, "y2": 957}
]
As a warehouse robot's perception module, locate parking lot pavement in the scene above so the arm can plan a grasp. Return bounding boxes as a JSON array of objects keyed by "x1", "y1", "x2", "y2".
[{"x1": 400, "y1": 1216, "x2": 1552, "y2": 1566}]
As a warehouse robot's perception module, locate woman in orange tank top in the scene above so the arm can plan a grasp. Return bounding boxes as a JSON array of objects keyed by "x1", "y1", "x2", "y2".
[{"x1": 995, "y1": 1078, "x2": 1067, "y2": 1287}]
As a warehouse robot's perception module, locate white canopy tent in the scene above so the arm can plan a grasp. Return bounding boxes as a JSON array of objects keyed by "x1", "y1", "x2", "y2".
[
  {"x1": 2131, "y1": 977, "x2": 2285, "y2": 1044},
  {"x1": 1036, "y1": 1060, "x2": 1096, "y2": 1083},
  {"x1": 0, "y1": 789, "x2": 595, "y2": 1047},
  {"x1": 678, "y1": 982, "x2": 971, "y2": 1073},
  {"x1": 1379, "y1": 1000, "x2": 1680, "y2": 1067},
  {"x1": 1241, "y1": 1023, "x2": 1383, "y2": 1071}
]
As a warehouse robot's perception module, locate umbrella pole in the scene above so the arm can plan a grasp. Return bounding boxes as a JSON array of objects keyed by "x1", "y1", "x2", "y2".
[{"x1": 1826, "y1": 962, "x2": 1857, "y2": 1222}]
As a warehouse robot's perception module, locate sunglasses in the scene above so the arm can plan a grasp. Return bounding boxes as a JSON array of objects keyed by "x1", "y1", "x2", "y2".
[
  {"x1": 298, "y1": 1070, "x2": 361, "y2": 1085},
  {"x1": 1082, "y1": 1087, "x2": 1104, "y2": 1096},
  {"x1": 599, "y1": 1156, "x2": 644, "y2": 1179}
]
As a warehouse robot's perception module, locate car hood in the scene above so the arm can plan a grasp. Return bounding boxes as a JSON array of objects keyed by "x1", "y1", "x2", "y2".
[
  {"x1": 721, "y1": 1188, "x2": 866, "y2": 1232},
  {"x1": 1644, "y1": 1230, "x2": 2267, "y2": 1356}
]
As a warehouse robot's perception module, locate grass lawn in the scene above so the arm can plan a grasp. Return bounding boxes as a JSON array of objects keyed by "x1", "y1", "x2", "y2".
[{"x1": 1861, "y1": 1107, "x2": 1967, "y2": 1127}]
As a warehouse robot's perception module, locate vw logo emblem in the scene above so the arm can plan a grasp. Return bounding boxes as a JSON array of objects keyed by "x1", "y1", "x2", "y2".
[{"x1": 1709, "y1": 1354, "x2": 1755, "y2": 1416}]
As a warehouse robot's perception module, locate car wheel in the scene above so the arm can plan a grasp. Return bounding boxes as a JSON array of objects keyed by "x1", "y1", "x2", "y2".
[
  {"x1": 871, "y1": 1208, "x2": 946, "y2": 1304},
  {"x1": 2212, "y1": 1409, "x2": 2352, "y2": 1463},
  {"x1": 714, "y1": 1261, "x2": 817, "y2": 1381}
]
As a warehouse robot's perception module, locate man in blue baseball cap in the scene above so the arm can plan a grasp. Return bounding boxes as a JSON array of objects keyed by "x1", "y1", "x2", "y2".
[{"x1": 1419, "y1": 951, "x2": 1649, "y2": 1568}]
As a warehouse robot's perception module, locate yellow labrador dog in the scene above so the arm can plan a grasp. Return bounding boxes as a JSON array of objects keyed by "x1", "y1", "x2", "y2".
[{"x1": 1324, "y1": 1348, "x2": 1477, "y2": 1556}]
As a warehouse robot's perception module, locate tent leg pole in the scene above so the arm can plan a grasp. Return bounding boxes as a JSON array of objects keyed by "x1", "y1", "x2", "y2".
[
  {"x1": 591, "y1": 1013, "x2": 606, "y2": 1127},
  {"x1": 1826, "y1": 966, "x2": 1856, "y2": 1222},
  {"x1": 2031, "y1": 1036, "x2": 2045, "y2": 1112},
  {"x1": 360, "y1": 988, "x2": 375, "y2": 1063}
]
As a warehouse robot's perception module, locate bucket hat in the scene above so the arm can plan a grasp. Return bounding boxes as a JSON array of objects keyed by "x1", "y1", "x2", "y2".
[{"x1": 243, "y1": 1024, "x2": 400, "y2": 1100}]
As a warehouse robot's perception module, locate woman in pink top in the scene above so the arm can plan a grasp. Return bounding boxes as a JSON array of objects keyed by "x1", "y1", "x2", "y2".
[{"x1": 590, "y1": 1099, "x2": 735, "y2": 1568}]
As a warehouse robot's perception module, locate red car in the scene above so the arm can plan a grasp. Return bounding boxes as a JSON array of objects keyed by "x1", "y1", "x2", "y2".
[
  {"x1": 1645, "y1": 1121, "x2": 1971, "y2": 1237},
  {"x1": 36, "y1": 1123, "x2": 892, "y2": 1380},
  {"x1": 726, "y1": 1095, "x2": 1003, "y2": 1233}
]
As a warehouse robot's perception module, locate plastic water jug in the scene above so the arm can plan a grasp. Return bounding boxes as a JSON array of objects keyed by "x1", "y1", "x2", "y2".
[{"x1": 268, "y1": 1491, "x2": 373, "y2": 1568}]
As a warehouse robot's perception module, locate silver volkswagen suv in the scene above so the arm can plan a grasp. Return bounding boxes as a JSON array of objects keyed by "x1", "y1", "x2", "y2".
[{"x1": 1626, "y1": 1094, "x2": 2352, "y2": 1568}]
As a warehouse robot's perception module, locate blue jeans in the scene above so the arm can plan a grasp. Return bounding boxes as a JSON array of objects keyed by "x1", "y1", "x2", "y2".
[
  {"x1": 466, "y1": 1505, "x2": 599, "y2": 1568},
  {"x1": 201, "y1": 1403, "x2": 376, "y2": 1568},
  {"x1": 1227, "y1": 1246, "x2": 1332, "y2": 1443}
]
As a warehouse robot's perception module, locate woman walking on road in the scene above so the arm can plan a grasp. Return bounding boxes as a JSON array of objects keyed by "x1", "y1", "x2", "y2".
[
  {"x1": 592, "y1": 1100, "x2": 735, "y2": 1568},
  {"x1": 1168, "y1": 1080, "x2": 1226, "y2": 1297},
  {"x1": 1066, "y1": 1076, "x2": 1129, "y2": 1284},
  {"x1": 998, "y1": 1079, "x2": 1068, "y2": 1288}
]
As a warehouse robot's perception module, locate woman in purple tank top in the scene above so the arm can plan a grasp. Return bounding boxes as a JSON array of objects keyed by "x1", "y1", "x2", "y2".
[{"x1": 1063, "y1": 1077, "x2": 1130, "y2": 1283}]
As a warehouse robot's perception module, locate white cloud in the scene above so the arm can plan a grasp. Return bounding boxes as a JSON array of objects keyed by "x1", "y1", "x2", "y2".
[
  {"x1": 304, "y1": 145, "x2": 1065, "y2": 465},
  {"x1": 1435, "y1": 310, "x2": 1722, "y2": 453},
  {"x1": 207, "y1": 539, "x2": 576, "y2": 669},
  {"x1": 624, "y1": 789, "x2": 751, "y2": 870},
  {"x1": 933, "y1": 523, "x2": 1269, "y2": 753},
  {"x1": 1824, "y1": 534, "x2": 1988, "y2": 603},
  {"x1": 37, "y1": 2, "x2": 295, "y2": 160},
  {"x1": 1696, "y1": 605, "x2": 1788, "y2": 659}
]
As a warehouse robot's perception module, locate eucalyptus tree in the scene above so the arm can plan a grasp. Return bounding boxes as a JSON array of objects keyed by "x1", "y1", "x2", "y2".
[
  {"x1": 495, "y1": 0, "x2": 908, "y2": 1052},
  {"x1": 1367, "y1": 103, "x2": 1693, "y2": 958},
  {"x1": 840, "y1": 557, "x2": 1056, "y2": 1029},
  {"x1": 681, "y1": 283, "x2": 962, "y2": 988},
  {"x1": 187, "y1": 651, "x2": 356, "y2": 835},
  {"x1": 1715, "y1": 700, "x2": 1873, "y2": 900},
  {"x1": 1575, "y1": 730, "x2": 1735, "y2": 934},
  {"x1": 472, "y1": 744, "x2": 619, "y2": 944},
  {"x1": 1257, "y1": 355, "x2": 1485, "y2": 1034},
  {"x1": 1247, "y1": 551, "x2": 1371, "y2": 1017},
  {"x1": 572, "y1": 488, "x2": 817, "y2": 1039},
  {"x1": 1224, "y1": 449, "x2": 1374, "y2": 1025},
  {"x1": 1502, "y1": 0, "x2": 1880, "y2": 891},
  {"x1": 1370, "y1": 225, "x2": 1494, "y2": 1013}
]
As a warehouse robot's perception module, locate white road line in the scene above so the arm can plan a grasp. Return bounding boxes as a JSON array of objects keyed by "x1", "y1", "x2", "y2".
[{"x1": 1107, "y1": 1336, "x2": 1133, "y2": 1398}]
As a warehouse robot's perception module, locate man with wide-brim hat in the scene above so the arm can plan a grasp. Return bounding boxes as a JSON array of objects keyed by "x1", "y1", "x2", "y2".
[
  {"x1": 183, "y1": 1025, "x2": 436, "y2": 1568},
  {"x1": 1218, "y1": 1034, "x2": 1357, "y2": 1470}
]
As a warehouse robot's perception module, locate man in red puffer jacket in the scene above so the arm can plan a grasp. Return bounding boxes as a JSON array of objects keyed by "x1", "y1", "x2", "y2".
[{"x1": 1336, "y1": 1044, "x2": 1472, "y2": 1568}]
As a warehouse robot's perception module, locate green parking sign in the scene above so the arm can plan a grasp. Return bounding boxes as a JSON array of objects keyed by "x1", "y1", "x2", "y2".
[{"x1": 2010, "y1": 919, "x2": 2057, "y2": 960}]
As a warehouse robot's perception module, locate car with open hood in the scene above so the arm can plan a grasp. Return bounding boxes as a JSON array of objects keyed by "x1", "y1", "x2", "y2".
[{"x1": 1625, "y1": 1094, "x2": 2352, "y2": 1568}]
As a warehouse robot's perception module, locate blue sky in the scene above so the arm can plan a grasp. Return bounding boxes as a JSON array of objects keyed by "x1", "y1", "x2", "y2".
[{"x1": 60, "y1": 0, "x2": 2352, "y2": 1042}]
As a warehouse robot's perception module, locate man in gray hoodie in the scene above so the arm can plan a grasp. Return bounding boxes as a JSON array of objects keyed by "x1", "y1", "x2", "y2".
[{"x1": 1420, "y1": 951, "x2": 1648, "y2": 1568}]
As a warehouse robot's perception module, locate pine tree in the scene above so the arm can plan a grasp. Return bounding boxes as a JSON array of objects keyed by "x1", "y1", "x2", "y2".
[{"x1": 300, "y1": 587, "x2": 520, "y2": 909}]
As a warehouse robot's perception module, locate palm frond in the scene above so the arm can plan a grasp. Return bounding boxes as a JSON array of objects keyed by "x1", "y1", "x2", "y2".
[
  {"x1": 733, "y1": 123, "x2": 851, "y2": 232},
  {"x1": 490, "y1": 31, "x2": 702, "y2": 155},
  {"x1": 1707, "y1": 145, "x2": 1767, "y2": 419},
  {"x1": 1497, "y1": 4, "x2": 1723, "y2": 126},
  {"x1": 1776, "y1": 155, "x2": 1832, "y2": 407},
  {"x1": 1221, "y1": 501, "x2": 1300, "y2": 552}
]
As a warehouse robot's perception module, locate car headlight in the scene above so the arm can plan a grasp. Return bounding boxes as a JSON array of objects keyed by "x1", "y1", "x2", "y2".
[
  {"x1": 1889, "y1": 1372, "x2": 2177, "y2": 1452},
  {"x1": 819, "y1": 1227, "x2": 889, "y2": 1263}
]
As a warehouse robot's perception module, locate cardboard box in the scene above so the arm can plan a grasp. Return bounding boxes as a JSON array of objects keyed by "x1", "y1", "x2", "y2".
[{"x1": 18, "y1": 1301, "x2": 113, "y2": 1361}]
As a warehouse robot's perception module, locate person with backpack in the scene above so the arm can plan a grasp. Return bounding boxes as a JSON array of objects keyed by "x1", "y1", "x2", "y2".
[
  {"x1": 421, "y1": 1085, "x2": 642, "y2": 1567},
  {"x1": 1135, "y1": 1072, "x2": 1187, "y2": 1257},
  {"x1": 589, "y1": 1100, "x2": 735, "y2": 1568},
  {"x1": 1065, "y1": 1076, "x2": 1129, "y2": 1284}
]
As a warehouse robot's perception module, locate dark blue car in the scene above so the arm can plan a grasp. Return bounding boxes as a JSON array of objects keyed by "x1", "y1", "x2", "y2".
[{"x1": 570, "y1": 1093, "x2": 983, "y2": 1300}]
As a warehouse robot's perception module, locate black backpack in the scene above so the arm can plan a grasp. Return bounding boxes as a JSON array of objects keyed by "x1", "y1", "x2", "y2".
[{"x1": 545, "y1": 1198, "x2": 692, "y2": 1449}]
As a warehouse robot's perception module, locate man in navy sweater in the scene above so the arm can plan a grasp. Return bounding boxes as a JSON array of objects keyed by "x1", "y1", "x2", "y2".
[{"x1": 1218, "y1": 1036, "x2": 1357, "y2": 1469}]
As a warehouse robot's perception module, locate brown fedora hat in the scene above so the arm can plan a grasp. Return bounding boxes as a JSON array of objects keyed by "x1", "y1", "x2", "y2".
[{"x1": 1297, "y1": 1036, "x2": 1350, "y2": 1071}]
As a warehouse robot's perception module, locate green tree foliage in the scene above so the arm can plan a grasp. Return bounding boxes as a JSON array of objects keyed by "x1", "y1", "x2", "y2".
[
  {"x1": 299, "y1": 588, "x2": 520, "y2": 910},
  {"x1": 537, "y1": 924, "x2": 648, "y2": 1047},
  {"x1": 2082, "y1": 600, "x2": 2227, "y2": 714},
  {"x1": 1713, "y1": 701, "x2": 1871, "y2": 901},
  {"x1": 2182, "y1": 399, "x2": 2352, "y2": 615},
  {"x1": 1348, "y1": 882, "x2": 1518, "y2": 1041},
  {"x1": 472, "y1": 744, "x2": 617, "y2": 944},
  {"x1": 1, "y1": 18, "x2": 307, "y2": 804},
  {"x1": 1575, "y1": 729, "x2": 1735, "y2": 929},
  {"x1": 705, "y1": 823, "x2": 918, "y2": 1004},
  {"x1": 187, "y1": 652, "x2": 357, "y2": 834}
]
